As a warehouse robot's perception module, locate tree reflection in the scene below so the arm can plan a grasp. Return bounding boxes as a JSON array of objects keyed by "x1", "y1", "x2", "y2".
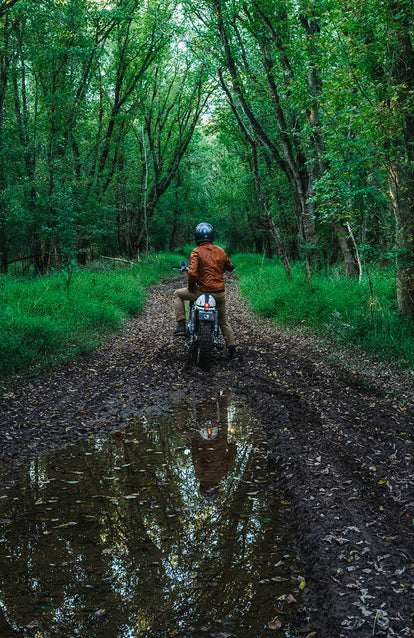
[{"x1": 0, "y1": 394, "x2": 300, "y2": 637}]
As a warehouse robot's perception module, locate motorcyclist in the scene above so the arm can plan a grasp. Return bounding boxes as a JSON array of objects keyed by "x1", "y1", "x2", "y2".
[
  {"x1": 191, "y1": 415, "x2": 237, "y2": 501},
  {"x1": 173, "y1": 222, "x2": 239, "y2": 359}
]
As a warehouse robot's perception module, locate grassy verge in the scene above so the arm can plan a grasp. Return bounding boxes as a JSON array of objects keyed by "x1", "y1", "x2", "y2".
[
  {"x1": 0, "y1": 253, "x2": 181, "y2": 381},
  {"x1": 233, "y1": 254, "x2": 414, "y2": 369}
]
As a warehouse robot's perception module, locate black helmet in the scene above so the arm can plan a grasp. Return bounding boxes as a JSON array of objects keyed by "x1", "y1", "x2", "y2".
[{"x1": 194, "y1": 222, "x2": 214, "y2": 244}]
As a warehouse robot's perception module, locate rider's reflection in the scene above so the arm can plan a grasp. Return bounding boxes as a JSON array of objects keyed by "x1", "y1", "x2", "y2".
[{"x1": 190, "y1": 395, "x2": 237, "y2": 501}]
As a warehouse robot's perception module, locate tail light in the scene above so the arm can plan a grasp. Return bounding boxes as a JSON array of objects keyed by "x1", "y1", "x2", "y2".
[{"x1": 204, "y1": 302, "x2": 210, "y2": 309}]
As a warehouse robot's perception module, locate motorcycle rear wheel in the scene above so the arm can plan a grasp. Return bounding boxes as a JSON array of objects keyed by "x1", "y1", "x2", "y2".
[{"x1": 195, "y1": 321, "x2": 213, "y2": 371}]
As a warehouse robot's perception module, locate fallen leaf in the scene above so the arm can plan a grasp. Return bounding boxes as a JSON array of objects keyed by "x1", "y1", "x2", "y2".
[
  {"x1": 94, "y1": 609, "x2": 106, "y2": 617},
  {"x1": 268, "y1": 617, "x2": 282, "y2": 630},
  {"x1": 56, "y1": 521, "x2": 78, "y2": 528}
]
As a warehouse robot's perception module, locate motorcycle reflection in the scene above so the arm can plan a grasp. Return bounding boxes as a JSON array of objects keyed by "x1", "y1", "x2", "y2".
[{"x1": 190, "y1": 394, "x2": 237, "y2": 501}]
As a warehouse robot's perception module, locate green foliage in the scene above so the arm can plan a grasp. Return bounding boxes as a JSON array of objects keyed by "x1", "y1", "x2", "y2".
[
  {"x1": 0, "y1": 0, "x2": 206, "y2": 268},
  {"x1": 1, "y1": 0, "x2": 414, "y2": 322},
  {"x1": 235, "y1": 254, "x2": 414, "y2": 368},
  {"x1": 0, "y1": 253, "x2": 180, "y2": 380},
  {"x1": 151, "y1": 125, "x2": 269, "y2": 254}
]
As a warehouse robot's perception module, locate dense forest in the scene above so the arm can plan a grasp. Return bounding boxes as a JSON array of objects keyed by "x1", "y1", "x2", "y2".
[{"x1": 0, "y1": 0, "x2": 413, "y2": 318}]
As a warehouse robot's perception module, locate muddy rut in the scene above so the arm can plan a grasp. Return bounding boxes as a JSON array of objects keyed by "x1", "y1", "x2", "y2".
[{"x1": 1, "y1": 276, "x2": 413, "y2": 638}]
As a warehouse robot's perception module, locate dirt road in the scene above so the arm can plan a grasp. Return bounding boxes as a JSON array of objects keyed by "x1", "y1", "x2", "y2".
[{"x1": 1, "y1": 277, "x2": 413, "y2": 637}]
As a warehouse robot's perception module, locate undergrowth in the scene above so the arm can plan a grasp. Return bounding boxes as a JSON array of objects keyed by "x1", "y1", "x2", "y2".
[
  {"x1": 234, "y1": 254, "x2": 414, "y2": 369},
  {"x1": 3, "y1": 251, "x2": 413, "y2": 382},
  {"x1": 0, "y1": 253, "x2": 180, "y2": 381}
]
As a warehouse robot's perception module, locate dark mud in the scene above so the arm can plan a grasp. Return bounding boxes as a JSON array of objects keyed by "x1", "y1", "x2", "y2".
[{"x1": 1, "y1": 276, "x2": 413, "y2": 638}]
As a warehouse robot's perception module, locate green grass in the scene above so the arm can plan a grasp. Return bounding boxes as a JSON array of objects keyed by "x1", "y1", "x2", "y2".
[
  {"x1": 3, "y1": 251, "x2": 412, "y2": 381},
  {"x1": 0, "y1": 253, "x2": 181, "y2": 381},
  {"x1": 234, "y1": 254, "x2": 414, "y2": 369}
]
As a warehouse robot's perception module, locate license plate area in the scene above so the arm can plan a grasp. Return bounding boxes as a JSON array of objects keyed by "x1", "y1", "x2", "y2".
[{"x1": 198, "y1": 311, "x2": 215, "y2": 321}]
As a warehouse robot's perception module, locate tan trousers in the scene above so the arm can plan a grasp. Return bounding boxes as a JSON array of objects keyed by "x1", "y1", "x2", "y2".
[{"x1": 174, "y1": 287, "x2": 235, "y2": 347}]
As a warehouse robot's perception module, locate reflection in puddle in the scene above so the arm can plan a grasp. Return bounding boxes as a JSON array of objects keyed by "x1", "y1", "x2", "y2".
[{"x1": 0, "y1": 393, "x2": 301, "y2": 637}]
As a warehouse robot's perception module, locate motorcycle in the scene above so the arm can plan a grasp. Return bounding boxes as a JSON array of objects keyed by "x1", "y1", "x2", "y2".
[
  {"x1": 189, "y1": 394, "x2": 237, "y2": 500},
  {"x1": 172, "y1": 260, "x2": 225, "y2": 370}
]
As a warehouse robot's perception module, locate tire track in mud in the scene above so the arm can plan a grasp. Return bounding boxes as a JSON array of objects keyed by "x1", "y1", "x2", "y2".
[
  {"x1": 226, "y1": 308, "x2": 413, "y2": 637},
  {"x1": 0, "y1": 276, "x2": 413, "y2": 638}
]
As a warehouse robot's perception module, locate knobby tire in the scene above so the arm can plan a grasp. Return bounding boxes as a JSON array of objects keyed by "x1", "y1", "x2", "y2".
[{"x1": 195, "y1": 321, "x2": 213, "y2": 371}]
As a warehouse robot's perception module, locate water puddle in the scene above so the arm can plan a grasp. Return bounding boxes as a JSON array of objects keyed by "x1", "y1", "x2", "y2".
[{"x1": 0, "y1": 393, "x2": 302, "y2": 637}]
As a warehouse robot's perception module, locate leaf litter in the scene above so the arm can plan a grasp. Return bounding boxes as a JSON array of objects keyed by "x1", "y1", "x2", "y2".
[{"x1": 0, "y1": 276, "x2": 413, "y2": 638}]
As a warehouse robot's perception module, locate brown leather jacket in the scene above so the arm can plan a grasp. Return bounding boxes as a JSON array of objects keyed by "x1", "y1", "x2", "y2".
[{"x1": 188, "y1": 242, "x2": 234, "y2": 292}]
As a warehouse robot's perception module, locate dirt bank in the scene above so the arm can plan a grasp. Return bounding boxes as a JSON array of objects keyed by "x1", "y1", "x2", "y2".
[{"x1": 1, "y1": 276, "x2": 413, "y2": 638}]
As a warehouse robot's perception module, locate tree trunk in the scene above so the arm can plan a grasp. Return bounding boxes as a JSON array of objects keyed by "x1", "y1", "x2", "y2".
[
  {"x1": 0, "y1": 208, "x2": 7, "y2": 273},
  {"x1": 218, "y1": 68, "x2": 292, "y2": 278},
  {"x1": 388, "y1": 164, "x2": 414, "y2": 317},
  {"x1": 169, "y1": 171, "x2": 182, "y2": 252},
  {"x1": 14, "y1": 28, "x2": 45, "y2": 274},
  {"x1": 334, "y1": 222, "x2": 359, "y2": 277},
  {"x1": 258, "y1": 37, "x2": 318, "y2": 260},
  {"x1": 380, "y1": 2, "x2": 414, "y2": 317},
  {"x1": 115, "y1": 154, "x2": 127, "y2": 255},
  {"x1": 0, "y1": 16, "x2": 12, "y2": 273}
]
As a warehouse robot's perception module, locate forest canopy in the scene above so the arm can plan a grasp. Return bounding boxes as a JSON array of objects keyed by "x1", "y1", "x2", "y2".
[{"x1": 0, "y1": 0, "x2": 414, "y2": 318}]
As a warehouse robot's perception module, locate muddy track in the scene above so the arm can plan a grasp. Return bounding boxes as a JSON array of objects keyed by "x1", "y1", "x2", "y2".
[{"x1": 1, "y1": 277, "x2": 413, "y2": 638}]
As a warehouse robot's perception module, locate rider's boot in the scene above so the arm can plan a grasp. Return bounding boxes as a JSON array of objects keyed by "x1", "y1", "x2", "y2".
[{"x1": 173, "y1": 320, "x2": 186, "y2": 336}]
